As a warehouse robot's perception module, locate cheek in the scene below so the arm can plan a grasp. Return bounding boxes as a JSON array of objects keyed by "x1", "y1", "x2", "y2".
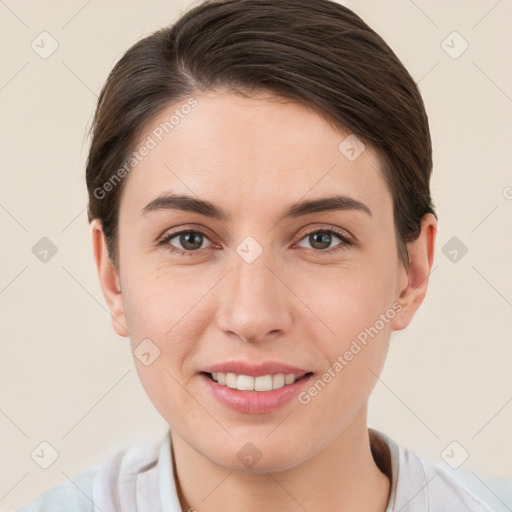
[
  {"x1": 121, "y1": 261, "x2": 217, "y2": 379},
  {"x1": 298, "y1": 257, "x2": 396, "y2": 395},
  {"x1": 303, "y1": 260, "x2": 396, "y2": 340},
  {"x1": 296, "y1": 271, "x2": 394, "y2": 421},
  {"x1": 122, "y1": 258, "x2": 199, "y2": 331},
  {"x1": 121, "y1": 265, "x2": 207, "y2": 420}
]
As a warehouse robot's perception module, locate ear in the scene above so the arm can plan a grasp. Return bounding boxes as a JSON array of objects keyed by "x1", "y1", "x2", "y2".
[
  {"x1": 90, "y1": 219, "x2": 130, "y2": 337},
  {"x1": 391, "y1": 213, "x2": 437, "y2": 331}
]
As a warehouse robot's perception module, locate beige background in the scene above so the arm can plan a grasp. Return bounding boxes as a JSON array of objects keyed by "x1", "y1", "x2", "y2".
[{"x1": 1, "y1": 0, "x2": 511, "y2": 509}]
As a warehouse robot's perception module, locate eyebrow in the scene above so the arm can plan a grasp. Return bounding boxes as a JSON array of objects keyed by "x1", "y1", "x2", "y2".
[{"x1": 140, "y1": 192, "x2": 372, "y2": 221}]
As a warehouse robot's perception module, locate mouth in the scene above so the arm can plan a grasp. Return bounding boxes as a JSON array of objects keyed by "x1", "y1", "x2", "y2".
[{"x1": 201, "y1": 371, "x2": 314, "y2": 392}]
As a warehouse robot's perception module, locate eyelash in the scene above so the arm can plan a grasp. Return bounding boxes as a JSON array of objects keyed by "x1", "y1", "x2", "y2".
[{"x1": 158, "y1": 226, "x2": 354, "y2": 257}]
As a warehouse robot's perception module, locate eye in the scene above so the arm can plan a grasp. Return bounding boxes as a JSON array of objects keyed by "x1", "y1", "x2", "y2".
[
  {"x1": 159, "y1": 229, "x2": 214, "y2": 256},
  {"x1": 158, "y1": 226, "x2": 354, "y2": 257},
  {"x1": 295, "y1": 227, "x2": 354, "y2": 254}
]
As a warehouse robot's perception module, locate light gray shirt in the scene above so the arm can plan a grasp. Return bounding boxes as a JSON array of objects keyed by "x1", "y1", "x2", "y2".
[{"x1": 14, "y1": 429, "x2": 510, "y2": 511}]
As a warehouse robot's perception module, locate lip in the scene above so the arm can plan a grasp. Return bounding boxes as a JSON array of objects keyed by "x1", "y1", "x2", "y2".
[
  {"x1": 201, "y1": 360, "x2": 310, "y2": 377},
  {"x1": 199, "y1": 372, "x2": 314, "y2": 415}
]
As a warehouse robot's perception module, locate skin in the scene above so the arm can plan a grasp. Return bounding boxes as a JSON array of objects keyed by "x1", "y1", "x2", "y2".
[{"x1": 91, "y1": 90, "x2": 437, "y2": 512}]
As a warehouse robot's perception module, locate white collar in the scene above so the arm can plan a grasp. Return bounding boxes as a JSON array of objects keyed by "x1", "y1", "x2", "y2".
[{"x1": 93, "y1": 428, "x2": 494, "y2": 511}]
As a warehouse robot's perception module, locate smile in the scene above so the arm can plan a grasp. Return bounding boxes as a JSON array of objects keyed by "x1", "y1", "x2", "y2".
[{"x1": 206, "y1": 371, "x2": 310, "y2": 392}]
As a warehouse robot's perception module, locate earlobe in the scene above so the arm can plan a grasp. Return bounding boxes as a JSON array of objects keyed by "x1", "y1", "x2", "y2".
[
  {"x1": 391, "y1": 213, "x2": 437, "y2": 332},
  {"x1": 90, "y1": 219, "x2": 130, "y2": 337}
]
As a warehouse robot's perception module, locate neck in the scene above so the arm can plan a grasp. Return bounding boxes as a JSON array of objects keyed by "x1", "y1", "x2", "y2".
[{"x1": 170, "y1": 408, "x2": 390, "y2": 512}]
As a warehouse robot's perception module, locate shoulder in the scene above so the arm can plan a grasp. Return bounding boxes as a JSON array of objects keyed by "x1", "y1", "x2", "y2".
[
  {"x1": 419, "y1": 457, "x2": 512, "y2": 512},
  {"x1": 13, "y1": 466, "x2": 98, "y2": 512},
  {"x1": 416, "y1": 455, "x2": 497, "y2": 511},
  {"x1": 370, "y1": 429, "x2": 510, "y2": 512},
  {"x1": 449, "y1": 469, "x2": 512, "y2": 511},
  {"x1": 396, "y1": 441, "x2": 509, "y2": 511},
  {"x1": 12, "y1": 436, "x2": 163, "y2": 512}
]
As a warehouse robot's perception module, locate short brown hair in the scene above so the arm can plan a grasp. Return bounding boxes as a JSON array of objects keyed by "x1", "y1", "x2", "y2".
[{"x1": 86, "y1": 0, "x2": 436, "y2": 270}]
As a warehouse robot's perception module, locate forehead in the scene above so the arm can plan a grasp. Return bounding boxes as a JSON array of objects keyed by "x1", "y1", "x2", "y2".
[{"x1": 118, "y1": 91, "x2": 391, "y2": 224}]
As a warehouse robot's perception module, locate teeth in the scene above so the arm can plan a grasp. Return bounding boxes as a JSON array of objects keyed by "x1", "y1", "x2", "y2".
[
  {"x1": 284, "y1": 374, "x2": 296, "y2": 385},
  {"x1": 209, "y1": 372, "x2": 304, "y2": 391},
  {"x1": 273, "y1": 373, "x2": 285, "y2": 389},
  {"x1": 225, "y1": 373, "x2": 238, "y2": 389}
]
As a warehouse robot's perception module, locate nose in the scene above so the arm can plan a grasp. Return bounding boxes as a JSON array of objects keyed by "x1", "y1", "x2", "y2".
[{"x1": 214, "y1": 254, "x2": 293, "y2": 344}]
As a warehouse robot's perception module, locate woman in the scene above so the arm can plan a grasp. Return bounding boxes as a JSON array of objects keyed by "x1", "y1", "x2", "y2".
[{"x1": 15, "y1": 0, "x2": 496, "y2": 510}]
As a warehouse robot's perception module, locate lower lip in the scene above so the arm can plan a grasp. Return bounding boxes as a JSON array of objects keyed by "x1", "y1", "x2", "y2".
[{"x1": 199, "y1": 373, "x2": 314, "y2": 415}]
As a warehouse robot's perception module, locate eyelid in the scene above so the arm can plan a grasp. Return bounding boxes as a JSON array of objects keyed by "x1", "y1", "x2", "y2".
[
  {"x1": 158, "y1": 223, "x2": 355, "y2": 255},
  {"x1": 157, "y1": 224, "x2": 216, "y2": 243},
  {"x1": 156, "y1": 225, "x2": 218, "y2": 257},
  {"x1": 293, "y1": 226, "x2": 355, "y2": 255},
  {"x1": 296, "y1": 224, "x2": 355, "y2": 243}
]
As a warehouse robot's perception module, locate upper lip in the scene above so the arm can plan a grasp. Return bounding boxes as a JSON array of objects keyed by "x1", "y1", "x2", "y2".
[{"x1": 201, "y1": 361, "x2": 311, "y2": 377}]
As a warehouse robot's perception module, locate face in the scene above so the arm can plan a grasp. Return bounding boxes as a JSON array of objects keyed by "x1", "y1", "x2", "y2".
[{"x1": 93, "y1": 90, "x2": 431, "y2": 473}]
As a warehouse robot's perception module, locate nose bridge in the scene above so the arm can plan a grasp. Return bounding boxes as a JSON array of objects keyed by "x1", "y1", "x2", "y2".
[
  {"x1": 215, "y1": 245, "x2": 292, "y2": 342},
  {"x1": 235, "y1": 253, "x2": 277, "y2": 303}
]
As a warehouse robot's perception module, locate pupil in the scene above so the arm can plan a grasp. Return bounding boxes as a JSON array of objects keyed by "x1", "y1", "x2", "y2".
[
  {"x1": 310, "y1": 232, "x2": 331, "y2": 250},
  {"x1": 181, "y1": 232, "x2": 202, "y2": 250}
]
